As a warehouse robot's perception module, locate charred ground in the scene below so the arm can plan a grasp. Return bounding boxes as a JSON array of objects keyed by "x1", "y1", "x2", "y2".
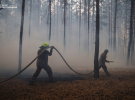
[{"x1": 0, "y1": 68, "x2": 135, "y2": 100}]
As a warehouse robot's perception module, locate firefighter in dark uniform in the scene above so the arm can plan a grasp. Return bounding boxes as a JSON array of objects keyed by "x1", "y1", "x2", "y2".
[
  {"x1": 28, "y1": 42, "x2": 54, "y2": 86},
  {"x1": 98, "y1": 49, "x2": 113, "y2": 76}
]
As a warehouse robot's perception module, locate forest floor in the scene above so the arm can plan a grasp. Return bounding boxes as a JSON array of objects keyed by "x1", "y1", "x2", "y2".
[{"x1": 0, "y1": 67, "x2": 135, "y2": 100}]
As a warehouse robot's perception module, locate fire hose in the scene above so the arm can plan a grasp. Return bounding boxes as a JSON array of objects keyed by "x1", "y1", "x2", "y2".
[{"x1": 0, "y1": 46, "x2": 95, "y2": 83}]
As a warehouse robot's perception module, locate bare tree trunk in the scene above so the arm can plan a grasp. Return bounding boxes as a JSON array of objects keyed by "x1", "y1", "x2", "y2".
[
  {"x1": 79, "y1": 0, "x2": 81, "y2": 50},
  {"x1": 54, "y1": 0, "x2": 55, "y2": 26},
  {"x1": 57, "y1": 0, "x2": 59, "y2": 41},
  {"x1": 0, "y1": 0, "x2": 3, "y2": 10},
  {"x1": 131, "y1": 40, "x2": 134, "y2": 64},
  {"x1": 88, "y1": 0, "x2": 90, "y2": 34},
  {"x1": 113, "y1": 0, "x2": 117, "y2": 51},
  {"x1": 88, "y1": 0, "x2": 90, "y2": 54},
  {"x1": 18, "y1": 0, "x2": 25, "y2": 72},
  {"x1": 37, "y1": 0, "x2": 40, "y2": 31},
  {"x1": 110, "y1": 0, "x2": 113, "y2": 49},
  {"x1": 68, "y1": 1, "x2": 70, "y2": 35},
  {"x1": 71, "y1": 0, "x2": 73, "y2": 34},
  {"x1": 84, "y1": 0, "x2": 87, "y2": 24},
  {"x1": 64, "y1": 0, "x2": 67, "y2": 49},
  {"x1": 92, "y1": 0, "x2": 95, "y2": 44},
  {"x1": 94, "y1": 0, "x2": 99, "y2": 78},
  {"x1": 108, "y1": 0, "x2": 111, "y2": 46},
  {"x1": 127, "y1": 0, "x2": 134, "y2": 65},
  {"x1": 49, "y1": 0, "x2": 51, "y2": 41},
  {"x1": 76, "y1": 1, "x2": 78, "y2": 36},
  {"x1": 123, "y1": 0, "x2": 128, "y2": 57},
  {"x1": 29, "y1": 0, "x2": 32, "y2": 38}
]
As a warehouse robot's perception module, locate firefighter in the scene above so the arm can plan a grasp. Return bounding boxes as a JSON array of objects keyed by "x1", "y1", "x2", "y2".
[
  {"x1": 98, "y1": 49, "x2": 114, "y2": 76},
  {"x1": 28, "y1": 42, "x2": 54, "y2": 86}
]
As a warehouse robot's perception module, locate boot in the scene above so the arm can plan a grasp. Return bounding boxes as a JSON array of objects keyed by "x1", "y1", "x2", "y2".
[
  {"x1": 49, "y1": 76, "x2": 56, "y2": 83},
  {"x1": 28, "y1": 77, "x2": 36, "y2": 86},
  {"x1": 28, "y1": 80, "x2": 35, "y2": 86},
  {"x1": 28, "y1": 80, "x2": 34, "y2": 86},
  {"x1": 107, "y1": 74, "x2": 111, "y2": 76}
]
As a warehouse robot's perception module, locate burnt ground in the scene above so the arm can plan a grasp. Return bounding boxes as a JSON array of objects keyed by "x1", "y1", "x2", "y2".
[{"x1": 0, "y1": 68, "x2": 135, "y2": 100}]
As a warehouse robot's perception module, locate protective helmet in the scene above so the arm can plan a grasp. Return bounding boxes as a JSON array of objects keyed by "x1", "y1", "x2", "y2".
[
  {"x1": 42, "y1": 42, "x2": 49, "y2": 47},
  {"x1": 104, "y1": 49, "x2": 108, "y2": 53}
]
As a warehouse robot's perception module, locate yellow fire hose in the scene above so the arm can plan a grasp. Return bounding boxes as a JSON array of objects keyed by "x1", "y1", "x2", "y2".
[{"x1": 0, "y1": 46, "x2": 95, "y2": 83}]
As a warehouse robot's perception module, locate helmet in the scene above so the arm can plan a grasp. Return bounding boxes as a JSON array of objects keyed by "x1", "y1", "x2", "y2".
[
  {"x1": 104, "y1": 49, "x2": 108, "y2": 53},
  {"x1": 42, "y1": 42, "x2": 49, "y2": 47}
]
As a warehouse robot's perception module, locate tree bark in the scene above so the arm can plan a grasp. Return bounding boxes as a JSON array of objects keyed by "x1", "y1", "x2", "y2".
[
  {"x1": 110, "y1": 0, "x2": 113, "y2": 49},
  {"x1": 64, "y1": 0, "x2": 67, "y2": 49},
  {"x1": 18, "y1": 0, "x2": 25, "y2": 72},
  {"x1": 113, "y1": 0, "x2": 117, "y2": 51},
  {"x1": 92, "y1": 0, "x2": 95, "y2": 44},
  {"x1": 54, "y1": 0, "x2": 55, "y2": 25},
  {"x1": 127, "y1": 0, "x2": 134, "y2": 65},
  {"x1": 88, "y1": 0, "x2": 90, "y2": 54},
  {"x1": 49, "y1": 0, "x2": 51, "y2": 41},
  {"x1": 79, "y1": 0, "x2": 81, "y2": 50},
  {"x1": 94, "y1": 0, "x2": 99, "y2": 78},
  {"x1": 88, "y1": 0, "x2": 90, "y2": 34},
  {"x1": 124, "y1": 0, "x2": 128, "y2": 57},
  {"x1": 37, "y1": 0, "x2": 40, "y2": 31},
  {"x1": 0, "y1": 0, "x2": 3, "y2": 10},
  {"x1": 29, "y1": 0, "x2": 32, "y2": 38},
  {"x1": 84, "y1": 0, "x2": 87, "y2": 24},
  {"x1": 71, "y1": 0, "x2": 73, "y2": 34},
  {"x1": 57, "y1": 0, "x2": 59, "y2": 41},
  {"x1": 108, "y1": 0, "x2": 111, "y2": 46}
]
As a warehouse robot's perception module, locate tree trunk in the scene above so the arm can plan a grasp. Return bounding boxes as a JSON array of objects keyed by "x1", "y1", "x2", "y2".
[
  {"x1": 0, "y1": 0, "x2": 3, "y2": 10},
  {"x1": 76, "y1": 1, "x2": 78, "y2": 37},
  {"x1": 54, "y1": 0, "x2": 55, "y2": 26},
  {"x1": 88, "y1": 0, "x2": 90, "y2": 34},
  {"x1": 37, "y1": 0, "x2": 40, "y2": 31},
  {"x1": 131, "y1": 40, "x2": 134, "y2": 64},
  {"x1": 18, "y1": 0, "x2": 25, "y2": 72},
  {"x1": 124, "y1": 0, "x2": 128, "y2": 57},
  {"x1": 92, "y1": 0, "x2": 95, "y2": 44},
  {"x1": 110, "y1": 0, "x2": 113, "y2": 49},
  {"x1": 79, "y1": 0, "x2": 81, "y2": 50},
  {"x1": 71, "y1": 0, "x2": 73, "y2": 34},
  {"x1": 94, "y1": 0, "x2": 99, "y2": 78},
  {"x1": 68, "y1": 1, "x2": 70, "y2": 35},
  {"x1": 91, "y1": 0, "x2": 95, "y2": 47},
  {"x1": 127, "y1": 0, "x2": 134, "y2": 65},
  {"x1": 113, "y1": 0, "x2": 117, "y2": 51},
  {"x1": 108, "y1": 0, "x2": 111, "y2": 46},
  {"x1": 29, "y1": 0, "x2": 32, "y2": 38},
  {"x1": 64, "y1": 0, "x2": 67, "y2": 49},
  {"x1": 57, "y1": 0, "x2": 59, "y2": 41},
  {"x1": 88, "y1": 0, "x2": 90, "y2": 55},
  {"x1": 49, "y1": 0, "x2": 51, "y2": 41},
  {"x1": 84, "y1": 0, "x2": 87, "y2": 24}
]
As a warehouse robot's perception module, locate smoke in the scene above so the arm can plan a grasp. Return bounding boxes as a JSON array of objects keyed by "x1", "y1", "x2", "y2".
[
  {"x1": 0, "y1": 0, "x2": 133, "y2": 78},
  {"x1": 0, "y1": 31, "x2": 130, "y2": 78}
]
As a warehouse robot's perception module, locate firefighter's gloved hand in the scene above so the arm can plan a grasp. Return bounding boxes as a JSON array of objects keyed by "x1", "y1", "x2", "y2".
[
  {"x1": 50, "y1": 46, "x2": 54, "y2": 52},
  {"x1": 51, "y1": 46, "x2": 54, "y2": 49},
  {"x1": 106, "y1": 61, "x2": 110, "y2": 63}
]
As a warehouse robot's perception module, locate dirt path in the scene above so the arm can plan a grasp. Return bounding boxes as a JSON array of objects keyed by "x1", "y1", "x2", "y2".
[{"x1": 0, "y1": 68, "x2": 135, "y2": 100}]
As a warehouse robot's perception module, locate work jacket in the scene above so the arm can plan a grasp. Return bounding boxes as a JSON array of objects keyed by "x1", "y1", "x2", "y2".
[
  {"x1": 98, "y1": 52, "x2": 109, "y2": 66},
  {"x1": 36, "y1": 46, "x2": 53, "y2": 66}
]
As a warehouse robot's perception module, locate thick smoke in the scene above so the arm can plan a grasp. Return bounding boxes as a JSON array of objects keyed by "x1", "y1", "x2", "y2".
[{"x1": 0, "y1": 0, "x2": 133, "y2": 78}]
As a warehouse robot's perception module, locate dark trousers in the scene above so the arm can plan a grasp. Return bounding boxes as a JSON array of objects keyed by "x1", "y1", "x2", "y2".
[
  {"x1": 99, "y1": 64, "x2": 110, "y2": 76},
  {"x1": 30, "y1": 64, "x2": 53, "y2": 82}
]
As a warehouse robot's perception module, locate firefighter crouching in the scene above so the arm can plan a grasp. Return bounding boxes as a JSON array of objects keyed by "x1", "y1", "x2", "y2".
[{"x1": 28, "y1": 42, "x2": 54, "y2": 86}]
